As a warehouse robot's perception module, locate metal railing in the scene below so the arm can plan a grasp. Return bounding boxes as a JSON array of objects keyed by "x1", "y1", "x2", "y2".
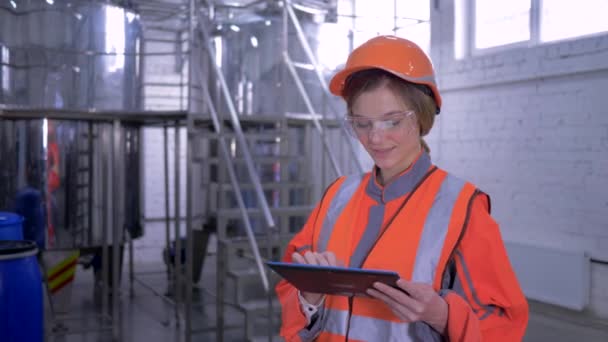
[
  {"x1": 196, "y1": 19, "x2": 274, "y2": 293},
  {"x1": 284, "y1": 0, "x2": 364, "y2": 175}
]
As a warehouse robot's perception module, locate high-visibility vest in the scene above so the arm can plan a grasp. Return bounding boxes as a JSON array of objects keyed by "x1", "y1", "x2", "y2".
[{"x1": 309, "y1": 164, "x2": 480, "y2": 341}]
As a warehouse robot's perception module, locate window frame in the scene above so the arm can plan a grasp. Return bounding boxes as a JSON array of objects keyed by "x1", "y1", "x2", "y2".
[
  {"x1": 465, "y1": 0, "x2": 608, "y2": 57},
  {"x1": 336, "y1": 0, "x2": 431, "y2": 55},
  {"x1": 468, "y1": 0, "x2": 540, "y2": 56}
]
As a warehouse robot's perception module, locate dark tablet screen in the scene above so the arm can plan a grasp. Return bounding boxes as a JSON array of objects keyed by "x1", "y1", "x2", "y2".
[{"x1": 267, "y1": 261, "x2": 401, "y2": 297}]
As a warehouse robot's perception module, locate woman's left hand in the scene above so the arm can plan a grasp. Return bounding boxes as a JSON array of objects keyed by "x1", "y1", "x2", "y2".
[{"x1": 366, "y1": 279, "x2": 448, "y2": 334}]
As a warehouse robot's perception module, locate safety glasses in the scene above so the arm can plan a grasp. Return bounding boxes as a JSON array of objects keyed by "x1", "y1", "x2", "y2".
[{"x1": 343, "y1": 111, "x2": 415, "y2": 138}]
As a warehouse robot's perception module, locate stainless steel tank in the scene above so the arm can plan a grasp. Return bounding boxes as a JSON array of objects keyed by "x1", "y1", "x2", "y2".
[
  {"x1": 0, "y1": 0, "x2": 141, "y2": 110},
  {"x1": 0, "y1": 0, "x2": 143, "y2": 249}
]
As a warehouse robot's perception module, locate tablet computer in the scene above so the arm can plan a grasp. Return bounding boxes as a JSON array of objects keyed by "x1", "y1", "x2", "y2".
[{"x1": 266, "y1": 261, "x2": 400, "y2": 297}]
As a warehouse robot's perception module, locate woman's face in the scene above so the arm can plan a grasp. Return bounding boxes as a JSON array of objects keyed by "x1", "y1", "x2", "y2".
[{"x1": 350, "y1": 85, "x2": 421, "y2": 184}]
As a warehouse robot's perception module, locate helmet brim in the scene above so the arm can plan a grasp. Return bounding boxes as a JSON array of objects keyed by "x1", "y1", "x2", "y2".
[{"x1": 329, "y1": 65, "x2": 442, "y2": 114}]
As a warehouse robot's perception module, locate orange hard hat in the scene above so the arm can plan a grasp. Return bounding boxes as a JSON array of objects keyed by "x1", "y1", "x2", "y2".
[{"x1": 329, "y1": 35, "x2": 442, "y2": 113}]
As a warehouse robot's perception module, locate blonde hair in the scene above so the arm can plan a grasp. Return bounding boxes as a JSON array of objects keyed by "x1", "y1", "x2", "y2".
[{"x1": 342, "y1": 69, "x2": 437, "y2": 153}]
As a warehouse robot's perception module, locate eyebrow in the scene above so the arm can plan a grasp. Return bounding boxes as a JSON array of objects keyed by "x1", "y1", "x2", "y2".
[{"x1": 350, "y1": 110, "x2": 407, "y2": 118}]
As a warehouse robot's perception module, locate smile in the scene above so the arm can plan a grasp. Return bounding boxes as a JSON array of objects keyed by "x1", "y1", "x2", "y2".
[{"x1": 371, "y1": 147, "x2": 394, "y2": 155}]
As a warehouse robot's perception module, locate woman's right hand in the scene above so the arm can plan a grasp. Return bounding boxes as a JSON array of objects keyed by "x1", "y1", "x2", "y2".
[{"x1": 291, "y1": 251, "x2": 343, "y2": 304}]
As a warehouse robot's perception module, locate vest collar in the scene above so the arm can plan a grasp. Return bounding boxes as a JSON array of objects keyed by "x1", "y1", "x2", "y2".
[{"x1": 366, "y1": 151, "x2": 432, "y2": 203}]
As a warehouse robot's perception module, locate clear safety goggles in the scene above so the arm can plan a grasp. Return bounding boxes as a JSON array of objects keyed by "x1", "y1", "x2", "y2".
[{"x1": 343, "y1": 111, "x2": 415, "y2": 137}]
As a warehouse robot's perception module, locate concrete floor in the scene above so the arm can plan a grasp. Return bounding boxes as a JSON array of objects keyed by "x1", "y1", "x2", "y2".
[{"x1": 44, "y1": 255, "x2": 608, "y2": 342}]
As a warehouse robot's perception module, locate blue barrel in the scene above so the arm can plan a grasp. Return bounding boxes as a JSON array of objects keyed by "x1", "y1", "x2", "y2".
[
  {"x1": 0, "y1": 212, "x2": 24, "y2": 240},
  {"x1": 0, "y1": 240, "x2": 43, "y2": 342}
]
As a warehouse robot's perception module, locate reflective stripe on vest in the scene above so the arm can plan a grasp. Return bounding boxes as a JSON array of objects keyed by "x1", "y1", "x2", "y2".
[
  {"x1": 317, "y1": 173, "x2": 467, "y2": 341},
  {"x1": 411, "y1": 174, "x2": 465, "y2": 283},
  {"x1": 317, "y1": 174, "x2": 365, "y2": 253},
  {"x1": 323, "y1": 308, "x2": 415, "y2": 340}
]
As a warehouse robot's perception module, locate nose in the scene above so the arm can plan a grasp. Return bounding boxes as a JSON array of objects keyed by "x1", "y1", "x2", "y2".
[{"x1": 367, "y1": 126, "x2": 384, "y2": 143}]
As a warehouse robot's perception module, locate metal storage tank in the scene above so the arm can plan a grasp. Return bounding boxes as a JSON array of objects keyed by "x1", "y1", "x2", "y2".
[{"x1": 0, "y1": 0, "x2": 143, "y2": 250}]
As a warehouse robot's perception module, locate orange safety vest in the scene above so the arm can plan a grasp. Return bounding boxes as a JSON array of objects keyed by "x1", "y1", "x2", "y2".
[{"x1": 280, "y1": 153, "x2": 486, "y2": 341}]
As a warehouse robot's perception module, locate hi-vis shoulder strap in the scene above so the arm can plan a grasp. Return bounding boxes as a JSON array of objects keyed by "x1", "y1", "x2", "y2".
[{"x1": 317, "y1": 174, "x2": 365, "y2": 252}]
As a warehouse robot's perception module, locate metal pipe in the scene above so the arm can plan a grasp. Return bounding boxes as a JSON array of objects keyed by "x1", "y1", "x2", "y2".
[
  {"x1": 143, "y1": 82, "x2": 188, "y2": 87},
  {"x1": 216, "y1": 240, "x2": 226, "y2": 342},
  {"x1": 173, "y1": 121, "x2": 182, "y2": 325},
  {"x1": 101, "y1": 126, "x2": 110, "y2": 325},
  {"x1": 163, "y1": 124, "x2": 174, "y2": 326},
  {"x1": 198, "y1": 24, "x2": 276, "y2": 232},
  {"x1": 88, "y1": 122, "x2": 94, "y2": 247},
  {"x1": 185, "y1": 0, "x2": 195, "y2": 340},
  {"x1": 393, "y1": 0, "x2": 398, "y2": 35},
  {"x1": 128, "y1": 128, "x2": 135, "y2": 299},
  {"x1": 128, "y1": 225, "x2": 134, "y2": 298},
  {"x1": 111, "y1": 120, "x2": 122, "y2": 341},
  {"x1": 144, "y1": 37, "x2": 190, "y2": 44},
  {"x1": 179, "y1": 29, "x2": 186, "y2": 111},
  {"x1": 145, "y1": 25, "x2": 191, "y2": 32},
  {"x1": 292, "y1": 61, "x2": 316, "y2": 70},
  {"x1": 291, "y1": 1, "x2": 330, "y2": 15},
  {"x1": 0, "y1": 44, "x2": 172, "y2": 57},
  {"x1": 282, "y1": 0, "x2": 290, "y2": 117},
  {"x1": 0, "y1": 107, "x2": 187, "y2": 122},
  {"x1": 210, "y1": 0, "x2": 267, "y2": 9},
  {"x1": 0, "y1": 6, "x2": 83, "y2": 17},
  {"x1": 185, "y1": 120, "x2": 193, "y2": 342},
  {"x1": 133, "y1": 0, "x2": 188, "y2": 9}
]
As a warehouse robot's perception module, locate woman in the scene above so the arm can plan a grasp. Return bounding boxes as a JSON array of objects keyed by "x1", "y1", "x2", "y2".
[{"x1": 276, "y1": 35, "x2": 528, "y2": 341}]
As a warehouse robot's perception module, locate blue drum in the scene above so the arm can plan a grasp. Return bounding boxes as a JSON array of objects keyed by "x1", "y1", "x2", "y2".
[
  {"x1": 0, "y1": 212, "x2": 24, "y2": 240},
  {"x1": 0, "y1": 241, "x2": 43, "y2": 342}
]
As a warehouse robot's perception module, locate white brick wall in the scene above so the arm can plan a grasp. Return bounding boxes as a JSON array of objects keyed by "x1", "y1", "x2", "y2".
[{"x1": 430, "y1": 1, "x2": 608, "y2": 318}]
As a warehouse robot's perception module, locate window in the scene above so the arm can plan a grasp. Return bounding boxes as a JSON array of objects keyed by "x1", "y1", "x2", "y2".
[
  {"x1": 475, "y1": 0, "x2": 530, "y2": 49},
  {"x1": 317, "y1": 23, "x2": 351, "y2": 70},
  {"x1": 353, "y1": 0, "x2": 430, "y2": 53},
  {"x1": 541, "y1": 0, "x2": 608, "y2": 42},
  {"x1": 395, "y1": 0, "x2": 430, "y2": 53},
  {"x1": 315, "y1": 0, "x2": 354, "y2": 70},
  {"x1": 317, "y1": 0, "x2": 431, "y2": 70},
  {"x1": 457, "y1": 0, "x2": 608, "y2": 57}
]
